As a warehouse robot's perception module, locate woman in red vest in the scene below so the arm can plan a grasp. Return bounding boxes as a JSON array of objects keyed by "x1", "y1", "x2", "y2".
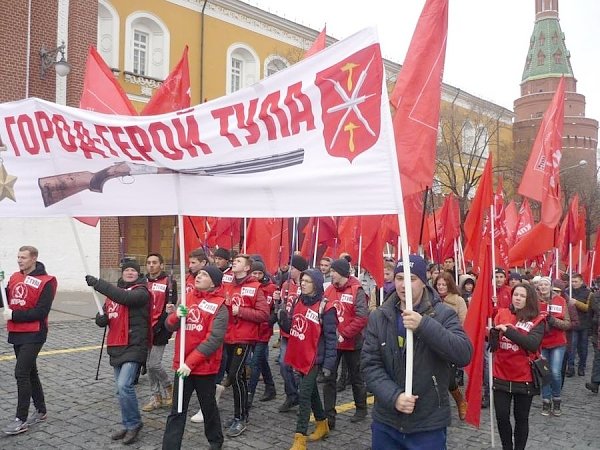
[
  {"x1": 491, "y1": 283, "x2": 544, "y2": 450},
  {"x1": 278, "y1": 269, "x2": 337, "y2": 450},
  {"x1": 537, "y1": 277, "x2": 570, "y2": 416},
  {"x1": 161, "y1": 266, "x2": 228, "y2": 450}
]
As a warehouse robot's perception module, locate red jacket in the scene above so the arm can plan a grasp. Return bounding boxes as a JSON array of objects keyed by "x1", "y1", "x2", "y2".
[
  {"x1": 258, "y1": 281, "x2": 277, "y2": 343},
  {"x1": 324, "y1": 277, "x2": 368, "y2": 351},
  {"x1": 223, "y1": 274, "x2": 269, "y2": 344},
  {"x1": 279, "y1": 279, "x2": 301, "y2": 339}
]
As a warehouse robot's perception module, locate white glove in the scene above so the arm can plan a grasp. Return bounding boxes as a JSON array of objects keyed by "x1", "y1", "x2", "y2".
[
  {"x1": 337, "y1": 334, "x2": 345, "y2": 343},
  {"x1": 3, "y1": 309, "x2": 13, "y2": 321},
  {"x1": 176, "y1": 363, "x2": 191, "y2": 378}
]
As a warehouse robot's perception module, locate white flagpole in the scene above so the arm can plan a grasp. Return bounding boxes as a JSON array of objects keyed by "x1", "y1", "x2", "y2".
[
  {"x1": 578, "y1": 240, "x2": 583, "y2": 273},
  {"x1": 569, "y1": 243, "x2": 573, "y2": 300},
  {"x1": 590, "y1": 250, "x2": 596, "y2": 286},
  {"x1": 489, "y1": 204, "x2": 497, "y2": 448},
  {"x1": 69, "y1": 218, "x2": 104, "y2": 315},
  {"x1": 313, "y1": 218, "x2": 320, "y2": 267},
  {"x1": 243, "y1": 217, "x2": 247, "y2": 253},
  {"x1": 555, "y1": 248, "x2": 559, "y2": 279},
  {"x1": 453, "y1": 238, "x2": 459, "y2": 285},
  {"x1": 357, "y1": 234, "x2": 363, "y2": 276},
  {"x1": 177, "y1": 215, "x2": 187, "y2": 413}
]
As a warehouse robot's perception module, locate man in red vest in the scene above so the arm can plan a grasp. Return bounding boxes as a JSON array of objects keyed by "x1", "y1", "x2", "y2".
[
  {"x1": 87, "y1": 260, "x2": 151, "y2": 445},
  {"x1": 2, "y1": 246, "x2": 57, "y2": 436},
  {"x1": 141, "y1": 253, "x2": 177, "y2": 412},
  {"x1": 222, "y1": 254, "x2": 269, "y2": 437},
  {"x1": 323, "y1": 258, "x2": 369, "y2": 429},
  {"x1": 185, "y1": 249, "x2": 209, "y2": 295}
]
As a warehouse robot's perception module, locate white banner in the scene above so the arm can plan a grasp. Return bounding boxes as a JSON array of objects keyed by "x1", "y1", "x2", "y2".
[{"x1": 0, "y1": 28, "x2": 403, "y2": 218}]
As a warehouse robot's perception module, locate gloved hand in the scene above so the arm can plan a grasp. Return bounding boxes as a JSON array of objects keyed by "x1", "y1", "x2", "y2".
[
  {"x1": 85, "y1": 275, "x2": 98, "y2": 287},
  {"x1": 546, "y1": 315, "x2": 556, "y2": 327},
  {"x1": 176, "y1": 304, "x2": 188, "y2": 318},
  {"x1": 3, "y1": 308, "x2": 13, "y2": 321},
  {"x1": 322, "y1": 368, "x2": 332, "y2": 378},
  {"x1": 176, "y1": 363, "x2": 191, "y2": 378}
]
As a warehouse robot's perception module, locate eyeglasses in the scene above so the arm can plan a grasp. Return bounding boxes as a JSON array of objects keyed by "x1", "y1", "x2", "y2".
[{"x1": 300, "y1": 279, "x2": 313, "y2": 284}]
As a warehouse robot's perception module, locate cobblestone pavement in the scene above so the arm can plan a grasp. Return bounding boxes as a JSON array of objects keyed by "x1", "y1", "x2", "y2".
[{"x1": 0, "y1": 294, "x2": 599, "y2": 449}]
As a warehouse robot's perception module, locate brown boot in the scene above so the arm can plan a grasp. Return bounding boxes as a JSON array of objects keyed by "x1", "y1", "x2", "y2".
[
  {"x1": 450, "y1": 388, "x2": 467, "y2": 420},
  {"x1": 142, "y1": 394, "x2": 162, "y2": 412},
  {"x1": 289, "y1": 433, "x2": 307, "y2": 450},
  {"x1": 163, "y1": 385, "x2": 173, "y2": 407},
  {"x1": 308, "y1": 418, "x2": 329, "y2": 441}
]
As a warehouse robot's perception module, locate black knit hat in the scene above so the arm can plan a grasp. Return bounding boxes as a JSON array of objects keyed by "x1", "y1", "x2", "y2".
[
  {"x1": 213, "y1": 248, "x2": 231, "y2": 260},
  {"x1": 331, "y1": 258, "x2": 351, "y2": 278},
  {"x1": 121, "y1": 260, "x2": 140, "y2": 274},
  {"x1": 251, "y1": 261, "x2": 266, "y2": 274},
  {"x1": 202, "y1": 266, "x2": 223, "y2": 286},
  {"x1": 291, "y1": 255, "x2": 309, "y2": 272}
]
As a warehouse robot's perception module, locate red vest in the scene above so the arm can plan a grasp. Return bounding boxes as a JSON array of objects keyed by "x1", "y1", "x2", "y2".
[
  {"x1": 325, "y1": 277, "x2": 365, "y2": 350},
  {"x1": 105, "y1": 283, "x2": 146, "y2": 347},
  {"x1": 493, "y1": 308, "x2": 544, "y2": 382},
  {"x1": 279, "y1": 279, "x2": 301, "y2": 339},
  {"x1": 539, "y1": 295, "x2": 568, "y2": 348},
  {"x1": 147, "y1": 276, "x2": 169, "y2": 328},
  {"x1": 496, "y1": 285, "x2": 512, "y2": 309},
  {"x1": 7, "y1": 272, "x2": 57, "y2": 333},
  {"x1": 258, "y1": 282, "x2": 277, "y2": 343},
  {"x1": 285, "y1": 299, "x2": 328, "y2": 375},
  {"x1": 173, "y1": 289, "x2": 225, "y2": 375},
  {"x1": 223, "y1": 276, "x2": 262, "y2": 344}
]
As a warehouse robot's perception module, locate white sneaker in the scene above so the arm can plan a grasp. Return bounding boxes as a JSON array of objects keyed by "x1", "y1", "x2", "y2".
[
  {"x1": 215, "y1": 384, "x2": 225, "y2": 405},
  {"x1": 190, "y1": 409, "x2": 204, "y2": 423}
]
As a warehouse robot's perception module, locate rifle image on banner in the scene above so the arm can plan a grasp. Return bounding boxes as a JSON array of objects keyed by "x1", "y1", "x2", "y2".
[{"x1": 38, "y1": 148, "x2": 305, "y2": 207}]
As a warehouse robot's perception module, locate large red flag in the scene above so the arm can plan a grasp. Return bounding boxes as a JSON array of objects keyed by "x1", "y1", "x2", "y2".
[
  {"x1": 299, "y1": 217, "x2": 337, "y2": 260},
  {"x1": 518, "y1": 77, "x2": 566, "y2": 228},
  {"x1": 337, "y1": 216, "x2": 360, "y2": 258},
  {"x1": 493, "y1": 177, "x2": 510, "y2": 268},
  {"x1": 246, "y1": 218, "x2": 289, "y2": 273},
  {"x1": 463, "y1": 156, "x2": 494, "y2": 263},
  {"x1": 80, "y1": 46, "x2": 137, "y2": 115},
  {"x1": 360, "y1": 215, "x2": 385, "y2": 286},
  {"x1": 558, "y1": 195, "x2": 580, "y2": 264},
  {"x1": 206, "y1": 218, "x2": 241, "y2": 249},
  {"x1": 463, "y1": 243, "x2": 493, "y2": 427},
  {"x1": 403, "y1": 191, "x2": 426, "y2": 252},
  {"x1": 303, "y1": 26, "x2": 327, "y2": 58},
  {"x1": 142, "y1": 46, "x2": 191, "y2": 115},
  {"x1": 436, "y1": 194, "x2": 460, "y2": 261},
  {"x1": 509, "y1": 222, "x2": 556, "y2": 264},
  {"x1": 515, "y1": 199, "x2": 534, "y2": 242},
  {"x1": 504, "y1": 200, "x2": 518, "y2": 247},
  {"x1": 391, "y1": 0, "x2": 448, "y2": 197},
  {"x1": 183, "y1": 216, "x2": 206, "y2": 257}
]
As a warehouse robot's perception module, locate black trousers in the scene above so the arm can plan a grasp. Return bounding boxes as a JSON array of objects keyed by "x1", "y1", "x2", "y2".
[
  {"x1": 225, "y1": 343, "x2": 252, "y2": 420},
  {"x1": 162, "y1": 374, "x2": 223, "y2": 450},
  {"x1": 323, "y1": 349, "x2": 367, "y2": 420},
  {"x1": 296, "y1": 366, "x2": 326, "y2": 434},
  {"x1": 14, "y1": 342, "x2": 46, "y2": 421},
  {"x1": 493, "y1": 389, "x2": 533, "y2": 450}
]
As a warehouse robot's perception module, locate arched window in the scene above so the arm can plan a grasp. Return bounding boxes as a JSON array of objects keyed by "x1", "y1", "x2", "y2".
[
  {"x1": 537, "y1": 50, "x2": 545, "y2": 66},
  {"x1": 463, "y1": 122, "x2": 489, "y2": 158},
  {"x1": 226, "y1": 44, "x2": 259, "y2": 94},
  {"x1": 124, "y1": 12, "x2": 170, "y2": 79},
  {"x1": 264, "y1": 55, "x2": 289, "y2": 77},
  {"x1": 98, "y1": 0, "x2": 119, "y2": 68},
  {"x1": 462, "y1": 121, "x2": 475, "y2": 154},
  {"x1": 553, "y1": 50, "x2": 562, "y2": 64}
]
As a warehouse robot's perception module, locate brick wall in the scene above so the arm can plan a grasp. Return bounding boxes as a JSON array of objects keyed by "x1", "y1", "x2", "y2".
[{"x1": 67, "y1": 0, "x2": 97, "y2": 107}]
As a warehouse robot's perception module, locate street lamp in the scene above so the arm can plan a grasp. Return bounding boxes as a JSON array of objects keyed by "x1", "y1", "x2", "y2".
[
  {"x1": 560, "y1": 159, "x2": 587, "y2": 174},
  {"x1": 40, "y1": 41, "x2": 71, "y2": 79}
]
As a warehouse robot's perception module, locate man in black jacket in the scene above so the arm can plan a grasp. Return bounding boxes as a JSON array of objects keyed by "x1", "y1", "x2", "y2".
[
  {"x1": 142, "y1": 253, "x2": 177, "y2": 412},
  {"x1": 361, "y1": 254, "x2": 472, "y2": 449},
  {"x1": 87, "y1": 261, "x2": 150, "y2": 446}
]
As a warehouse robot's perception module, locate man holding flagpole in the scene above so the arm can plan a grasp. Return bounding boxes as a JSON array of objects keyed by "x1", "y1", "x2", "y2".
[{"x1": 361, "y1": 254, "x2": 472, "y2": 449}]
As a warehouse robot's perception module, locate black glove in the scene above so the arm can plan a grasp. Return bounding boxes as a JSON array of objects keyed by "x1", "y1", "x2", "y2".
[
  {"x1": 85, "y1": 275, "x2": 98, "y2": 287},
  {"x1": 547, "y1": 315, "x2": 556, "y2": 327},
  {"x1": 488, "y1": 328, "x2": 500, "y2": 352}
]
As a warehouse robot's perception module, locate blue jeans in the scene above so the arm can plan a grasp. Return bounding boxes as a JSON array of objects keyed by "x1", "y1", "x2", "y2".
[
  {"x1": 248, "y1": 342, "x2": 275, "y2": 394},
  {"x1": 541, "y1": 346, "x2": 566, "y2": 400},
  {"x1": 567, "y1": 328, "x2": 589, "y2": 370},
  {"x1": 279, "y1": 338, "x2": 298, "y2": 401},
  {"x1": 114, "y1": 362, "x2": 142, "y2": 430},
  {"x1": 371, "y1": 420, "x2": 447, "y2": 450}
]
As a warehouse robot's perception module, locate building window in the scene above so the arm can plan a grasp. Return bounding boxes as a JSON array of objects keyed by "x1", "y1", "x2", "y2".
[
  {"x1": 226, "y1": 44, "x2": 259, "y2": 94},
  {"x1": 539, "y1": 32, "x2": 545, "y2": 46},
  {"x1": 553, "y1": 50, "x2": 562, "y2": 64},
  {"x1": 537, "y1": 50, "x2": 545, "y2": 66},
  {"x1": 552, "y1": 31, "x2": 559, "y2": 45},
  {"x1": 264, "y1": 55, "x2": 289, "y2": 77},
  {"x1": 462, "y1": 122, "x2": 489, "y2": 158},
  {"x1": 98, "y1": 0, "x2": 119, "y2": 69},
  {"x1": 124, "y1": 12, "x2": 170, "y2": 79},
  {"x1": 133, "y1": 30, "x2": 149, "y2": 76}
]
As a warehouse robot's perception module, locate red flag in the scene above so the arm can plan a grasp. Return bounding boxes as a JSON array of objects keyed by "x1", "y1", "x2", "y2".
[
  {"x1": 573, "y1": 206, "x2": 587, "y2": 272},
  {"x1": 463, "y1": 243, "x2": 493, "y2": 427},
  {"x1": 592, "y1": 227, "x2": 600, "y2": 280},
  {"x1": 436, "y1": 194, "x2": 460, "y2": 261},
  {"x1": 518, "y1": 77, "x2": 566, "y2": 228},
  {"x1": 391, "y1": 0, "x2": 448, "y2": 197},
  {"x1": 463, "y1": 156, "x2": 494, "y2": 263},
  {"x1": 360, "y1": 215, "x2": 385, "y2": 286},
  {"x1": 403, "y1": 191, "x2": 426, "y2": 252},
  {"x1": 337, "y1": 216, "x2": 360, "y2": 258},
  {"x1": 246, "y1": 218, "x2": 288, "y2": 273},
  {"x1": 515, "y1": 199, "x2": 534, "y2": 242},
  {"x1": 142, "y1": 46, "x2": 191, "y2": 115},
  {"x1": 74, "y1": 217, "x2": 100, "y2": 227},
  {"x1": 80, "y1": 46, "x2": 137, "y2": 115},
  {"x1": 303, "y1": 26, "x2": 326, "y2": 58},
  {"x1": 493, "y1": 178, "x2": 510, "y2": 268},
  {"x1": 558, "y1": 195, "x2": 580, "y2": 264},
  {"x1": 504, "y1": 200, "x2": 518, "y2": 247},
  {"x1": 299, "y1": 217, "x2": 338, "y2": 260},
  {"x1": 183, "y1": 216, "x2": 206, "y2": 257},
  {"x1": 509, "y1": 222, "x2": 556, "y2": 264},
  {"x1": 206, "y1": 218, "x2": 241, "y2": 249}
]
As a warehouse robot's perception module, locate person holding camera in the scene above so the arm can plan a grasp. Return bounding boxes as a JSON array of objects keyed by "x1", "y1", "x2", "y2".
[{"x1": 490, "y1": 283, "x2": 544, "y2": 450}]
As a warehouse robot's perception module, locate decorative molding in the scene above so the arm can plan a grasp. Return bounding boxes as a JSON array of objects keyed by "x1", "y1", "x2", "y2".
[{"x1": 124, "y1": 71, "x2": 163, "y2": 89}]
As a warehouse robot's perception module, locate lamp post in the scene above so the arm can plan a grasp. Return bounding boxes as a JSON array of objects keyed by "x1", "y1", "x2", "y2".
[{"x1": 40, "y1": 41, "x2": 71, "y2": 79}]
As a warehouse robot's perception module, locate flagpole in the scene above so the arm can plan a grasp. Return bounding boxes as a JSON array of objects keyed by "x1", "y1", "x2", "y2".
[
  {"x1": 357, "y1": 235, "x2": 363, "y2": 276},
  {"x1": 417, "y1": 187, "x2": 430, "y2": 254},
  {"x1": 555, "y1": 248, "x2": 559, "y2": 279},
  {"x1": 489, "y1": 204, "x2": 496, "y2": 448},
  {"x1": 569, "y1": 243, "x2": 573, "y2": 300},
  {"x1": 578, "y1": 240, "x2": 583, "y2": 273},
  {"x1": 69, "y1": 218, "x2": 104, "y2": 315},
  {"x1": 590, "y1": 250, "x2": 596, "y2": 286},
  {"x1": 458, "y1": 236, "x2": 466, "y2": 275},
  {"x1": 243, "y1": 217, "x2": 247, "y2": 253},
  {"x1": 177, "y1": 214, "x2": 187, "y2": 413},
  {"x1": 313, "y1": 218, "x2": 320, "y2": 267},
  {"x1": 453, "y1": 238, "x2": 459, "y2": 285}
]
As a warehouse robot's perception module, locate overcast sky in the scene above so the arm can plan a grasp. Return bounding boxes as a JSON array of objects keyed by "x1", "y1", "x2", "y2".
[{"x1": 243, "y1": 0, "x2": 600, "y2": 134}]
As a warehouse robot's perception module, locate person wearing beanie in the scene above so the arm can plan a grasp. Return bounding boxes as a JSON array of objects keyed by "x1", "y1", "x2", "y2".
[
  {"x1": 186, "y1": 249, "x2": 209, "y2": 294},
  {"x1": 323, "y1": 258, "x2": 369, "y2": 428},
  {"x1": 246, "y1": 260, "x2": 278, "y2": 407},
  {"x1": 273, "y1": 256, "x2": 305, "y2": 413},
  {"x1": 87, "y1": 259, "x2": 150, "y2": 445},
  {"x1": 162, "y1": 268, "x2": 228, "y2": 450},
  {"x1": 361, "y1": 255, "x2": 473, "y2": 449},
  {"x1": 508, "y1": 272, "x2": 523, "y2": 288},
  {"x1": 213, "y1": 248, "x2": 232, "y2": 273},
  {"x1": 141, "y1": 253, "x2": 178, "y2": 413},
  {"x1": 278, "y1": 269, "x2": 338, "y2": 450},
  {"x1": 221, "y1": 254, "x2": 269, "y2": 437}
]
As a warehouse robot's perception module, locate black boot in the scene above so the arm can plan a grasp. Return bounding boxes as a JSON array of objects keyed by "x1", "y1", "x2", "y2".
[{"x1": 260, "y1": 384, "x2": 276, "y2": 402}]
